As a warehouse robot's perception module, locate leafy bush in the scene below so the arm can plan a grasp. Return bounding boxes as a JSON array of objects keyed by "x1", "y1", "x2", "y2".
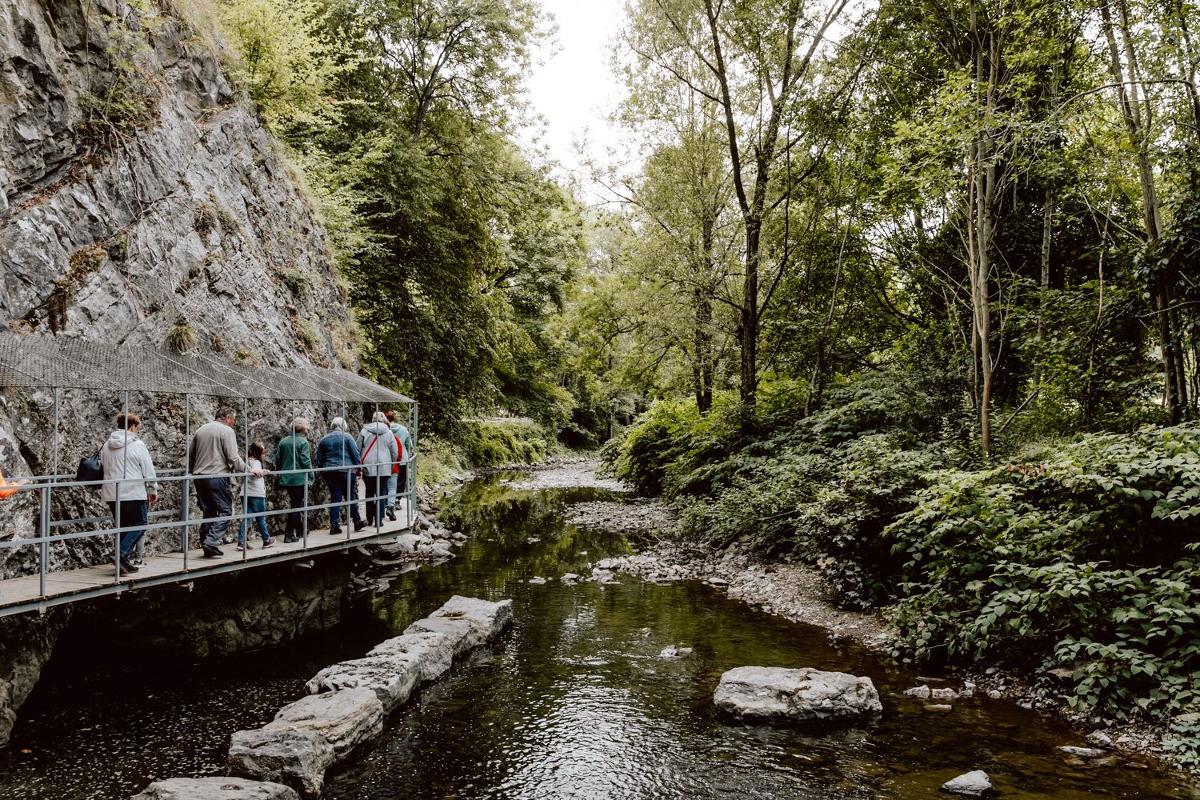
[
  {"x1": 615, "y1": 376, "x2": 1200, "y2": 739},
  {"x1": 887, "y1": 424, "x2": 1200, "y2": 722},
  {"x1": 457, "y1": 418, "x2": 556, "y2": 468}
]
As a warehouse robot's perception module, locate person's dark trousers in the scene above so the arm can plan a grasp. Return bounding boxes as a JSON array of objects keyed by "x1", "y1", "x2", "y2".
[
  {"x1": 363, "y1": 475, "x2": 387, "y2": 527},
  {"x1": 323, "y1": 471, "x2": 361, "y2": 531},
  {"x1": 109, "y1": 499, "x2": 148, "y2": 560},
  {"x1": 195, "y1": 477, "x2": 233, "y2": 550},
  {"x1": 284, "y1": 485, "x2": 306, "y2": 540}
]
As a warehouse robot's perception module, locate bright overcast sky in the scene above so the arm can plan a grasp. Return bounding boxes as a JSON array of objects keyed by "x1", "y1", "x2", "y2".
[{"x1": 523, "y1": 0, "x2": 629, "y2": 197}]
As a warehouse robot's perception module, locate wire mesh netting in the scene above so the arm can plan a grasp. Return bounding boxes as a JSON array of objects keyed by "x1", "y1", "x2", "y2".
[{"x1": 0, "y1": 332, "x2": 413, "y2": 404}]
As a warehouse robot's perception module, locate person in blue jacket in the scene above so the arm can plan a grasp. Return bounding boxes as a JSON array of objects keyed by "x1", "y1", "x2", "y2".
[{"x1": 314, "y1": 417, "x2": 365, "y2": 535}]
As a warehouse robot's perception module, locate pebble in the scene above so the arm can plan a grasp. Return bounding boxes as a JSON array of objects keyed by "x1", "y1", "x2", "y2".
[
  {"x1": 527, "y1": 577, "x2": 547, "y2": 585},
  {"x1": 1058, "y1": 745, "x2": 1107, "y2": 759}
]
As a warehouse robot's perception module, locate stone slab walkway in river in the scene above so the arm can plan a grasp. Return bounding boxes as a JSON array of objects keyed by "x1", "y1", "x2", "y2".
[{"x1": 225, "y1": 595, "x2": 512, "y2": 798}]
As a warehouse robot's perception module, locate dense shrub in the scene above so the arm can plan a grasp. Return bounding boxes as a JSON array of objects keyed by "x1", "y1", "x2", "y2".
[
  {"x1": 888, "y1": 425, "x2": 1200, "y2": 721},
  {"x1": 457, "y1": 418, "x2": 556, "y2": 467}
]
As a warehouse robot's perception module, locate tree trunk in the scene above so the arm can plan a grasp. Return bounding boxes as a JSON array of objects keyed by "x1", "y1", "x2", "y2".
[
  {"x1": 1101, "y1": 0, "x2": 1181, "y2": 421},
  {"x1": 693, "y1": 286, "x2": 714, "y2": 413},
  {"x1": 740, "y1": 219, "x2": 761, "y2": 409}
]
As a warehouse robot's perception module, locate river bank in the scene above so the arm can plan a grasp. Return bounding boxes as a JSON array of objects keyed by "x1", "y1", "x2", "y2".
[{"x1": 556, "y1": 461, "x2": 1185, "y2": 771}]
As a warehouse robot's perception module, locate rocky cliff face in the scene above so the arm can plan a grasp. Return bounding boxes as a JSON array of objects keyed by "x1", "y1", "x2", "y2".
[
  {"x1": 0, "y1": 0, "x2": 359, "y2": 573},
  {"x1": 0, "y1": 0, "x2": 363, "y2": 746},
  {"x1": 1, "y1": 0, "x2": 353, "y2": 361}
]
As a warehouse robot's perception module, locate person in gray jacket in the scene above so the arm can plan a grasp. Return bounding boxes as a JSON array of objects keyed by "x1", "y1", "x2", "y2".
[
  {"x1": 189, "y1": 407, "x2": 262, "y2": 558},
  {"x1": 100, "y1": 412, "x2": 157, "y2": 575},
  {"x1": 358, "y1": 412, "x2": 399, "y2": 528}
]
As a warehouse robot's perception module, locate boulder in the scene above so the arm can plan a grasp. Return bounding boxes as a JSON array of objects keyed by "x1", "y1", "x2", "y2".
[
  {"x1": 228, "y1": 689, "x2": 382, "y2": 797},
  {"x1": 367, "y1": 631, "x2": 457, "y2": 684},
  {"x1": 1058, "y1": 745, "x2": 1107, "y2": 759},
  {"x1": 713, "y1": 667, "x2": 882, "y2": 723},
  {"x1": 269, "y1": 688, "x2": 384, "y2": 758},
  {"x1": 305, "y1": 654, "x2": 421, "y2": 713},
  {"x1": 941, "y1": 770, "x2": 992, "y2": 797},
  {"x1": 931, "y1": 687, "x2": 959, "y2": 701},
  {"x1": 405, "y1": 596, "x2": 512, "y2": 654},
  {"x1": 131, "y1": 777, "x2": 300, "y2": 800},
  {"x1": 904, "y1": 685, "x2": 932, "y2": 699},
  {"x1": 433, "y1": 595, "x2": 513, "y2": 637},
  {"x1": 227, "y1": 728, "x2": 333, "y2": 799},
  {"x1": 393, "y1": 533, "x2": 422, "y2": 553}
]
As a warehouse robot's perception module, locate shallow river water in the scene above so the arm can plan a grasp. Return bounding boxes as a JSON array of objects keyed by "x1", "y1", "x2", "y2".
[{"x1": 1, "y1": 473, "x2": 1197, "y2": 799}]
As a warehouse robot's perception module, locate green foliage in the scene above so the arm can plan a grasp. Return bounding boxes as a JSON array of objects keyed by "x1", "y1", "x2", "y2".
[
  {"x1": 457, "y1": 419, "x2": 556, "y2": 468},
  {"x1": 887, "y1": 425, "x2": 1200, "y2": 723},
  {"x1": 215, "y1": 0, "x2": 351, "y2": 132},
  {"x1": 166, "y1": 320, "x2": 197, "y2": 353}
]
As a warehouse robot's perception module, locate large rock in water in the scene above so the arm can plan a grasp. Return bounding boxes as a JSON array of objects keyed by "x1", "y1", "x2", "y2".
[
  {"x1": 713, "y1": 666, "x2": 882, "y2": 723},
  {"x1": 403, "y1": 595, "x2": 513, "y2": 656},
  {"x1": 130, "y1": 777, "x2": 299, "y2": 800},
  {"x1": 228, "y1": 689, "x2": 382, "y2": 798},
  {"x1": 941, "y1": 770, "x2": 992, "y2": 796},
  {"x1": 306, "y1": 598, "x2": 513, "y2": 710},
  {"x1": 367, "y1": 630, "x2": 458, "y2": 683},
  {"x1": 228, "y1": 727, "x2": 334, "y2": 799},
  {"x1": 304, "y1": 654, "x2": 422, "y2": 713}
]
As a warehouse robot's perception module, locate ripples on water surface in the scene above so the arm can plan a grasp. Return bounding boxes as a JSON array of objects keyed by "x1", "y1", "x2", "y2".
[{"x1": 1, "y1": 474, "x2": 1197, "y2": 799}]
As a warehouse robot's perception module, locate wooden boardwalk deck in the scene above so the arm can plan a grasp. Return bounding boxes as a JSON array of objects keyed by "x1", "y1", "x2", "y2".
[{"x1": 0, "y1": 503, "x2": 413, "y2": 617}]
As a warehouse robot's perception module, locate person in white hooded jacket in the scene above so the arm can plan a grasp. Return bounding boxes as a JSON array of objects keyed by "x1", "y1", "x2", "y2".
[
  {"x1": 100, "y1": 412, "x2": 158, "y2": 574},
  {"x1": 357, "y1": 412, "x2": 399, "y2": 529}
]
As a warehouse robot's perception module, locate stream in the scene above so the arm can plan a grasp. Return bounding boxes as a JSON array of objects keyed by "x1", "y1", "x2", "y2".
[{"x1": 0, "y1": 471, "x2": 1196, "y2": 799}]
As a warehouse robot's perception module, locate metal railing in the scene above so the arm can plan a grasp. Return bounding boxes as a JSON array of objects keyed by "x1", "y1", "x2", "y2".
[{"x1": 0, "y1": 454, "x2": 418, "y2": 602}]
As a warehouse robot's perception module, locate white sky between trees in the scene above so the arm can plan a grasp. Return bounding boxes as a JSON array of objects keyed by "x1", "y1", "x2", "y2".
[{"x1": 523, "y1": 0, "x2": 628, "y2": 202}]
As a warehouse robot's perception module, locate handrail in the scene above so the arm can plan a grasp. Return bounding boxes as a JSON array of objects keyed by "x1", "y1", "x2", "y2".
[{"x1": 0, "y1": 454, "x2": 419, "y2": 594}]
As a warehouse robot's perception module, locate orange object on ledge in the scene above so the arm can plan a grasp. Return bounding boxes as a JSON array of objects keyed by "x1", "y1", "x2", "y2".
[{"x1": 0, "y1": 467, "x2": 24, "y2": 499}]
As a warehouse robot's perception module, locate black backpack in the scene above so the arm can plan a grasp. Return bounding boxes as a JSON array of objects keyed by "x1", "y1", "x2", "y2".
[{"x1": 76, "y1": 449, "x2": 103, "y2": 486}]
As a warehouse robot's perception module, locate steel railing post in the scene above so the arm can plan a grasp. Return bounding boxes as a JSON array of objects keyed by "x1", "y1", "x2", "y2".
[
  {"x1": 182, "y1": 393, "x2": 191, "y2": 570},
  {"x1": 241, "y1": 397, "x2": 249, "y2": 562},
  {"x1": 39, "y1": 485, "x2": 49, "y2": 598}
]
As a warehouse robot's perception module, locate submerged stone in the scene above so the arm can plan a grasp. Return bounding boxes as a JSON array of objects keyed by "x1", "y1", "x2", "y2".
[
  {"x1": 404, "y1": 595, "x2": 513, "y2": 655},
  {"x1": 305, "y1": 655, "x2": 421, "y2": 713},
  {"x1": 130, "y1": 777, "x2": 299, "y2": 800},
  {"x1": 269, "y1": 688, "x2": 384, "y2": 759},
  {"x1": 230, "y1": 596, "x2": 512, "y2": 798},
  {"x1": 228, "y1": 689, "x2": 382, "y2": 797},
  {"x1": 713, "y1": 666, "x2": 882, "y2": 723}
]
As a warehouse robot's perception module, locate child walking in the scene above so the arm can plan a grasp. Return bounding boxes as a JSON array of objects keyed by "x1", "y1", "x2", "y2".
[{"x1": 238, "y1": 442, "x2": 273, "y2": 550}]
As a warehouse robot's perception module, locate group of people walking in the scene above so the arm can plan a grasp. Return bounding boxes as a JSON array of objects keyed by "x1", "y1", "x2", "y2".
[{"x1": 98, "y1": 408, "x2": 413, "y2": 574}]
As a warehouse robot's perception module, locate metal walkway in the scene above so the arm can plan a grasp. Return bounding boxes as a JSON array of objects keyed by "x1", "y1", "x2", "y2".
[{"x1": 0, "y1": 502, "x2": 413, "y2": 617}]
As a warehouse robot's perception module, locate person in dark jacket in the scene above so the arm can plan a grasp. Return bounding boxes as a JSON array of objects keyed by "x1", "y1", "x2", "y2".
[
  {"x1": 315, "y1": 417, "x2": 365, "y2": 535},
  {"x1": 274, "y1": 418, "x2": 313, "y2": 543}
]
